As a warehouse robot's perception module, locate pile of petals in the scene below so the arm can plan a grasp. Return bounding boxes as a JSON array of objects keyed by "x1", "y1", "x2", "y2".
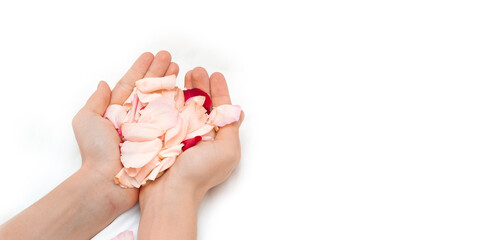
[{"x1": 104, "y1": 75, "x2": 241, "y2": 188}]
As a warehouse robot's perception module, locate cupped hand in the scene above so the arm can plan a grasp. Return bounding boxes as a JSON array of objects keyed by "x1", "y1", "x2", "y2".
[
  {"x1": 71, "y1": 51, "x2": 179, "y2": 210},
  {"x1": 140, "y1": 67, "x2": 244, "y2": 204}
]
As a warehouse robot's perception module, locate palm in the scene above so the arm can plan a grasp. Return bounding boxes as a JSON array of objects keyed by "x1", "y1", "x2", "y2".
[{"x1": 73, "y1": 113, "x2": 122, "y2": 170}]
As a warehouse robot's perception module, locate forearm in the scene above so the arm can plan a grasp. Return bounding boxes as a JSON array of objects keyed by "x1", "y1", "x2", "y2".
[
  {"x1": 138, "y1": 182, "x2": 206, "y2": 240},
  {"x1": 0, "y1": 167, "x2": 128, "y2": 240}
]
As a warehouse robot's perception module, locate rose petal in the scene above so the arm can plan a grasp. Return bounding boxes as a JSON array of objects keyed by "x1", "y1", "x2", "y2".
[
  {"x1": 158, "y1": 144, "x2": 184, "y2": 158},
  {"x1": 122, "y1": 89, "x2": 136, "y2": 111},
  {"x1": 111, "y1": 230, "x2": 134, "y2": 240},
  {"x1": 121, "y1": 139, "x2": 163, "y2": 168},
  {"x1": 114, "y1": 169, "x2": 135, "y2": 188},
  {"x1": 137, "y1": 90, "x2": 163, "y2": 104},
  {"x1": 145, "y1": 161, "x2": 165, "y2": 182},
  {"x1": 121, "y1": 122, "x2": 164, "y2": 142},
  {"x1": 125, "y1": 93, "x2": 140, "y2": 123},
  {"x1": 124, "y1": 167, "x2": 139, "y2": 178},
  {"x1": 181, "y1": 97, "x2": 208, "y2": 134},
  {"x1": 183, "y1": 88, "x2": 212, "y2": 113},
  {"x1": 159, "y1": 156, "x2": 176, "y2": 172},
  {"x1": 104, "y1": 104, "x2": 127, "y2": 129},
  {"x1": 182, "y1": 136, "x2": 202, "y2": 151},
  {"x1": 164, "y1": 115, "x2": 189, "y2": 148},
  {"x1": 138, "y1": 96, "x2": 178, "y2": 130},
  {"x1": 134, "y1": 156, "x2": 160, "y2": 184},
  {"x1": 135, "y1": 75, "x2": 177, "y2": 92},
  {"x1": 207, "y1": 104, "x2": 242, "y2": 127},
  {"x1": 185, "y1": 124, "x2": 214, "y2": 140},
  {"x1": 174, "y1": 88, "x2": 185, "y2": 111}
]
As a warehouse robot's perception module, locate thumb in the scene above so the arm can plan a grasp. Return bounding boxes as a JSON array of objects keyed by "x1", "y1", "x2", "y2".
[{"x1": 83, "y1": 81, "x2": 111, "y2": 116}]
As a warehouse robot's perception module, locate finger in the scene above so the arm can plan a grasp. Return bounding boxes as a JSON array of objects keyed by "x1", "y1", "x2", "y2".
[
  {"x1": 184, "y1": 70, "x2": 193, "y2": 89},
  {"x1": 209, "y1": 72, "x2": 232, "y2": 106},
  {"x1": 84, "y1": 81, "x2": 111, "y2": 116},
  {"x1": 165, "y1": 62, "x2": 179, "y2": 77},
  {"x1": 110, "y1": 52, "x2": 154, "y2": 105},
  {"x1": 191, "y1": 67, "x2": 210, "y2": 94},
  {"x1": 209, "y1": 72, "x2": 242, "y2": 140},
  {"x1": 144, "y1": 50, "x2": 172, "y2": 78}
]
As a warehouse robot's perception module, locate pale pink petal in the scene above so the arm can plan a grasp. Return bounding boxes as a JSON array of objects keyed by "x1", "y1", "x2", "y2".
[
  {"x1": 160, "y1": 88, "x2": 177, "y2": 99},
  {"x1": 104, "y1": 104, "x2": 127, "y2": 129},
  {"x1": 121, "y1": 139, "x2": 163, "y2": 168},
  {"x1": 145, "y1": 161, "x2": 165, "y2": 182},
  {"x1": 124, "y1": 93, "x2": 140, "y2": 124},
  {"x1": 134, "y1": 156, "x2": 160, "y2": 184},
  {"x1": 138, "y1": 96, "x2": 178, "y2": 130},
  {"x1": 111, "y1": 230, "x2": 134, "y2": 240},
  {"x1": 184, "y1": 95, "x2": 206, "y2": 106},
  {"x1": 184, "y1": 88, "x2": 212, "y2": 113},
  {"x1": 127, "y1": 177, "x2": 141, "y2": 188},
  {"x1": 185, "y1": 124, "x2": 214, "y2": 140},
  {"x1": 158, "y1": 144, "x2": 184, "y2": 158},
  {"x1": 164, "y1": 115, "x2": 189, "y2": 148},
  {"x1": 121, "y1": 122, "x2": 164, "y2": 142},
  {"x1": 181, "y1": 97, "x2": 207, "y2": 134},
  {"x1": 207, "y1": 104, "x2": 242, "y2": 127},
  {"x1": 124, "y1": 167, "x2": 140, "y2": 177},
  {"x1": 137, "y1": 90, "x2": 163, "y2": 104},
  {"x1": 114, "y1": 169, "x2": 135, "y2": 188},
  {"x1": 174, "y1": 88, "x2": 185, "y2": 111},
  {"x1": 143, "y1": 156, "x2": 177, "y2": 184},
  {"x1": 159, "y1": 156, "x2": 176, "y2": 172},
  {"x1": 135, "y1": 75, "x2": 177, "y2": 92},
  {"x1": 122, "y1": 89, "x2": 136, "y2": 111}
]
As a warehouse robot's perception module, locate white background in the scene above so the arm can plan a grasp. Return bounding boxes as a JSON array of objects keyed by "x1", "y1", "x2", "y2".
[{"x1": 0, "y1": 0, "x2": 486, "y2": 239}]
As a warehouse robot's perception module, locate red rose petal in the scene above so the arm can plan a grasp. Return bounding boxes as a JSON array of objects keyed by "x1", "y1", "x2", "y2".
[
  {"x1": 181, "y1": 136, "x2": 203, "y2": 151},
  {"x1": 183, "y1": 88, "x2": 212, "y2": 114}
]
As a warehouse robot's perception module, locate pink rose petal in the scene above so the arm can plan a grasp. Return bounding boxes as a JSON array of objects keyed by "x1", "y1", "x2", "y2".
[
  {"x1": 185, "y1": 124, "x2": 214, "y2": 140},
  {"x1": 184, "y1": 88, "x2": 212, "y2": 113},
  {"x1": 207, "y1": 104, "x2": 242, "y2": 127},
  {"x1": 158, "y1": 144, "x2": 184, "y2": 158},
  {"x1": 135, "y1": 156, "x2": 160, "y2": 184},
  {"x1": 121, "y1": 122, "x2": 164, "y2": 142},
  {"x1": 137, "y1": 90, "x2": 163, "y2": 104},
  {"x1": 181, "y1": 96, "x2": 208, "y2": 134},
  {"x1": 111, "y1": 230, "x2": 134, "y2": 240},
  {"x1": 174, "y1": 88, "x2": 185, "y2": 111},
  {"x1": 164, "y1": 115, "x2": 189, "y2": 148},
  {"x1": 104, "y1": 104, "x2": 127, "y2": 129},
  {"x1": 121, "y1": 139, "x2": 162, "y2": 168},
  {"x1": 136, "y1": 75, "x2": 177, "y2": 92},
  {"x1": 114, "y1": 169, "x2": 135, "y2": 188},
  {"x1": 138, "y1": 96, "x2": 178, "y2": 130}
]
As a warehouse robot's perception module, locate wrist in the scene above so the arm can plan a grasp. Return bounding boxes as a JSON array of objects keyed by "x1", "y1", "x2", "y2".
[
  {"x1": 77, "y1": 164, "x2": 138, "y2": 214},
  {"x1": 138, "y1": 174, "x2": 203, "y2": 240},
  {"x1": 140, "y1": 173, "x2": 206, "y2": 212}
]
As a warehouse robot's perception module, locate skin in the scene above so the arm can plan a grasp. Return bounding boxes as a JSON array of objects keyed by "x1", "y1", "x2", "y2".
[
  {"x1": 0, "y1": 51, "x2": 243, "y2": 239},
  {"x1": 138, "y1": 66, "x2": 244, "y2": 240},
  {"x1": 0, "y1": 52, "x2": 155, "y2": 239}
]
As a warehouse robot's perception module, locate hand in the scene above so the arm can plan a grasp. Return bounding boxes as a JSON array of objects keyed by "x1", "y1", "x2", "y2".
[
  {"x1": 72, "y1": 51, "x2": 177, "y2": 210},
  {"x1": 137, "y1": 67, "x2": 244, "y2": 240},
  {"x1": 0, "y1": 52, "x2": 172, "y2": 240},
  {"x1": 139, "y1": 67, "x2": 244, "y2": 205}
]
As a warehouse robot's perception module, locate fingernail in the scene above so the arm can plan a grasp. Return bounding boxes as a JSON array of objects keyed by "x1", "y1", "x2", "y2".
[{"x1": 97, "y1": 81, "x2": 103, "y2": 89}]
